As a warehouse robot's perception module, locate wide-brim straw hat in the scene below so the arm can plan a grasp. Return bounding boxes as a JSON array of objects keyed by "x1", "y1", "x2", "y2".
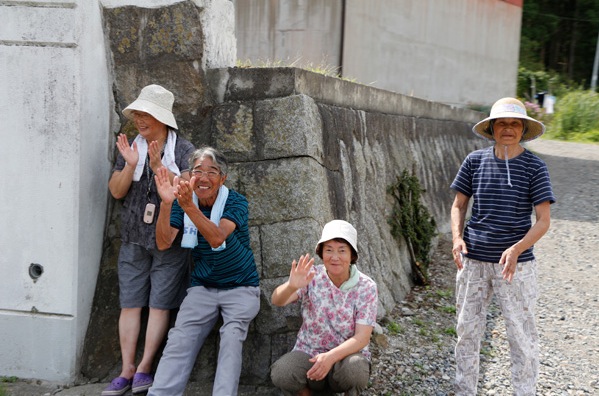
[
  {"x1": 123, "y1": 84, "x2": 178, "y2": 129},
  {"x1": 315, "y1": 220, "x2": 358, "y2": 258},
  {"x1": 472, "y1": 97, "x2": 545, "y2": 142}
]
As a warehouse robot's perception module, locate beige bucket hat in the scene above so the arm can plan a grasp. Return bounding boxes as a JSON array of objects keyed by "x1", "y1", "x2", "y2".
[
  {"x1": 472, "y1": 97, "x2": 545, "y2": 142},
  {"x1": 123, "y1": 84, "x2": 178, "y2": 129},
  {"x1": 315, "y1": 220, "x2": 358, "y2": 258}
]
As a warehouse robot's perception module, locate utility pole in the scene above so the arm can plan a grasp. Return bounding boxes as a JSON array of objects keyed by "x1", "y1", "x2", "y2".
[{"x1": 591, "y1": 27, "x2": 599, "y2": 91}]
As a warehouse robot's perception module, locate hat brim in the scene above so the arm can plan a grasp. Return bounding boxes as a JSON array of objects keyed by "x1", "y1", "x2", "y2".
[
  {"x1": 123, "y1": 99, "x2": 178, "y2": 130},
  {"x1": 315, "y1": 221, "x2": 359, "y2": 257},
  {"x1": 472, "y1": 114, "x2": 545, "y2": 142}
]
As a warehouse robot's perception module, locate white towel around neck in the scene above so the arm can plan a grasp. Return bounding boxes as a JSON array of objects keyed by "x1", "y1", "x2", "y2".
[
  {"x1": 181, "y1": 185, "x2": 229, "y2": 251},
  {"x1": 132, "y1": 129, "x2": 180, "y2": 181}
]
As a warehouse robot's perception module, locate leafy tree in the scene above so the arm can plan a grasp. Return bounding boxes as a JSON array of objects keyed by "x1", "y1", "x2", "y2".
[{"x1": 520, "y1": 0, "x2": 599, "y2": 88}]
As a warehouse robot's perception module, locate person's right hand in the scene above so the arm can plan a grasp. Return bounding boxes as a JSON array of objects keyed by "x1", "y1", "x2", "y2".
[
  {"x1": 452, "y1": 238, "x2": 468, "y2": 270},
  {"x1": 155, "y1": 167, "x2": 177, "y2": 205},
  {"x1": 288, "y1": 254, "x2": 315, "y2": 290},
  {"x1": 116, "y1": 133, "x2": 139, "y2": 168}
]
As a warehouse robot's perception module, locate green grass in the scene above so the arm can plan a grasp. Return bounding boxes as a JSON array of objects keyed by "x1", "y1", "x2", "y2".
[
  {"x1": 439, "y1": 305, "x2": 456, "y2": 314},
  {"x1": 236, "y1": 57, "x2": 358, "y2": 82},
  {"x1": 386, "y1": 321, "x2": 404, "y2": 335},
  {"x1": 435, "y1": 289, "x2": 453, "y2": 299},
  {"x1": 544, "y1": 90, "x2": 599, "y2": 143},
  {"x1": 480, "y1": 347, "x2": 494, "y2": 357},
  {"x1": 444, "y1": 327, "x2": 457, "y2": 337}
]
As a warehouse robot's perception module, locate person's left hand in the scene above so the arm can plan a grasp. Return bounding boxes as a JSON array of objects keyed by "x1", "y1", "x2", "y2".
[
  {"x1": 175, "y1": 177, "x2": 196, "y2": 212},
  {"x1": 148, "y1": 140, "x2": 163, "y2": 173},
  {"x1": 500, "y1": 247, "x2": 520, "y2": 282},
  {"x1": 306, "y1": 352, "x2": 334, "y2": 381}
]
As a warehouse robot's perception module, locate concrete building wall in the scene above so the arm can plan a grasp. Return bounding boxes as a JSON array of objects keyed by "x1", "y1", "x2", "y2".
[
  {"x1": 233, "y1": 0, "x2": 343, "y2": 68},
  {"x1": 234, "y1": 0, "x2": 522, "y2": 107},
  {"x1": 0, "y1": 0, "x2": 111, "y2": 381}
]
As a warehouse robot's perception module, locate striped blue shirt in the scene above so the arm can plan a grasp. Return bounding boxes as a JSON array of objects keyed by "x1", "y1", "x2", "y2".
[
  {"x1": 170, "y1": 189, "x2": 259, "y2": 288},
  {"x1": 451, "y1": 146, "x2": 556, "y2": 263}
]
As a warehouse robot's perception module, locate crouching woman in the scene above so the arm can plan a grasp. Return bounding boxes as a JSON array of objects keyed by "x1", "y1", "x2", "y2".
[{"x1": 270, "y1": 220, "x2": 378, "y2": 396}]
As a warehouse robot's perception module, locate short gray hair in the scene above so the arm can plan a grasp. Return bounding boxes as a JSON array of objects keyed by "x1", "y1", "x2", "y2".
[{"x1": 188, "y1": 146, "x2": 228, "y2": 175}]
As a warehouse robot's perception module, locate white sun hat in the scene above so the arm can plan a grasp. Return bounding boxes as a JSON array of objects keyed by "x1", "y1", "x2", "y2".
[
  {"x1": 472, "y1": 97, "x2": 545, "y2": 142},
  {"x1": 122, "y1": 84, "x2": 178, "y2": 129},
  {"x1": 315, "y1": 220, "x2": 358, "y2": 257}
]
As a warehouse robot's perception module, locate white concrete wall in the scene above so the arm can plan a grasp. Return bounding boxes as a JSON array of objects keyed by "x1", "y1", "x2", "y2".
[
  {"x1": 0, "y1": 0, "x2": 111, "y2": 382},
  {"x1": 343, "y1": 0, "x2": 522, "y2": 106},
  {"x1": 233, "y1": 0, "x2": 343, "y2": 68},
  {"x1": 234, "y1": 0, "x2": 522, "y2": 107}
]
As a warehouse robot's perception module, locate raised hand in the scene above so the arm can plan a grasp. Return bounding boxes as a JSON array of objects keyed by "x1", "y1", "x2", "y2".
[
  {"x1": 175, "y1": 177, "x2": 196, "y2": 211},
  {"x1": 155, "y1": 167, "x2": 177, "y2": 205},
  {"x1": 115, "y1": 133, "x2": 139, "y2": 167},
  {"x1": 148, "y1": 139, "x2": 163, "y2": 173},
  {"x1": 288, "y1": 254, "x2": 315, "y2": 290}
]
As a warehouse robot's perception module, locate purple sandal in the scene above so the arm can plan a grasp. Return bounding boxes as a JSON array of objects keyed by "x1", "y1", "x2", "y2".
[
  {"x1": 102, "y1": 377, "x2": 131, "y2": 396},
  {"x1": 132, "y1": 372, "x2": 154, "y2": 394}
]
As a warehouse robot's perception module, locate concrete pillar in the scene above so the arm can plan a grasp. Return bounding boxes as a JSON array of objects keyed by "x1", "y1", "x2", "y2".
[{"x1": 0, "y1": 0, "x2": 112, "y2": 382}]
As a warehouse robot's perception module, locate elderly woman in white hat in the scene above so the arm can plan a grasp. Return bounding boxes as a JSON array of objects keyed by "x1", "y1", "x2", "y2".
[
  {"x1": 450, "y1": 97, "x2": 556, "y2": 395},
  {"x1": 270, "y1": 220, "x2": 378, "y2": 396},
  {"x1": 104, "y1": 85, "x2": 195, "y2": 396}
]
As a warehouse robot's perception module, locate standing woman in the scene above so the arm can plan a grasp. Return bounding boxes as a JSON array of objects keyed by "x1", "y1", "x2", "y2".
[
  {"x1": 103, "y1": 85, "x2": 195, "y2": 396},
  {"x1": 270, "y1": 220, "x2": 378, "y2": 396},
  {"x1": 450, "y1": 97, "x2": 556, "y2": 395}
]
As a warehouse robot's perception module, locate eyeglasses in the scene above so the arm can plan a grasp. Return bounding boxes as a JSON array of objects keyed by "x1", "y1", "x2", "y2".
[
  {"x1": 131, "y1": 111, "x2": 153, "y2": 121},
  {"x1": 190, "y1": 169, "x2": 221, "y2": 179}
]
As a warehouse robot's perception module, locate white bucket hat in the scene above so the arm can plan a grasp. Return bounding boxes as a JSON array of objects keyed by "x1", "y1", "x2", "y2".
[
  {"x1": 123, "y1": 84, "x2": 178, "y2": 129},
  {"x1": 315, "y1": 220, "x2": 358, "y2": 257},
  {"x1": 472, "y1": 97, "x2": 545, "y2": 142}
]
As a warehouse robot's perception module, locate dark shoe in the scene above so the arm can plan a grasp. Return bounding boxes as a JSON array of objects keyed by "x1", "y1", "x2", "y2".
[
  {"x1": 132, "y1": 372, "x2": 153, "y2": 394},
  {"x1": 102, "y1": 377, "x2": 131, "y2": 396}
]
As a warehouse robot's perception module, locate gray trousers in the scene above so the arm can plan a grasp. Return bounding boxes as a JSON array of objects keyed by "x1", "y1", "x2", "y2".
[
  {"x1": 455, "y1": 258, "x2": 539, "y2": 396},
  {"x1": 271, "y1": 350, "x2": 370, "y2": 396},
  {"x1": 147, "y1": 285, "x2": 260, "y2": 396}
]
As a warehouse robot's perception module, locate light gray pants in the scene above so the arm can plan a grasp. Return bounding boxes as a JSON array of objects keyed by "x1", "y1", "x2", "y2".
[
  {"x1": 147, "y1": 285, "x2": 260, "y2": 396},
  {"x1": 455, "y1": 258, "x2": 539, "y2": 396},
  {"x1": 270, "y1": 350, "x2": 370, "y2": 396}
]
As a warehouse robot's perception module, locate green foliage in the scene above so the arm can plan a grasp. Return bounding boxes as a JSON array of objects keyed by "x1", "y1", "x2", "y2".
[
  {"x1": 517, "y1": 67, "x2": 577, "y2": 102},
  {"x1": 440, "y1": 305, "x2": 457, "y2": 315},
  {"x1": 520, "y1": 0, "x2": 599, "y2": 88},
  {"x1": 386, "y1": 321, "x2": 404, "y2": 335},
  {"x1": 387, "y1": 169, "x2": 437, "y2": 285},
  {"x1": 0, "y1": 376, "x2": 17, "y2": 396},
  {"x1": 444, "y1": 327, "x2": 457, "y2": 337},
  {"x1": 546, "y1": 90, "x2": 599, "y2": 142}
]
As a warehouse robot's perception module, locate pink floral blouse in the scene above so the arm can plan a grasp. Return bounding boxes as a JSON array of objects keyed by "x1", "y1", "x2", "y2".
[{"x1": 293, "y1": 264, "x2": 378, "y2": 360}]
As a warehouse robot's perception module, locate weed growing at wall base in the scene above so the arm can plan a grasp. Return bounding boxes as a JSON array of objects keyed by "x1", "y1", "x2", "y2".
[
  {"x1": 387, "y1": 169, "x2": 437, "y2": 285},
  {"x1": 0, "y1": 376, "x2": 18, "y2": 396}
]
